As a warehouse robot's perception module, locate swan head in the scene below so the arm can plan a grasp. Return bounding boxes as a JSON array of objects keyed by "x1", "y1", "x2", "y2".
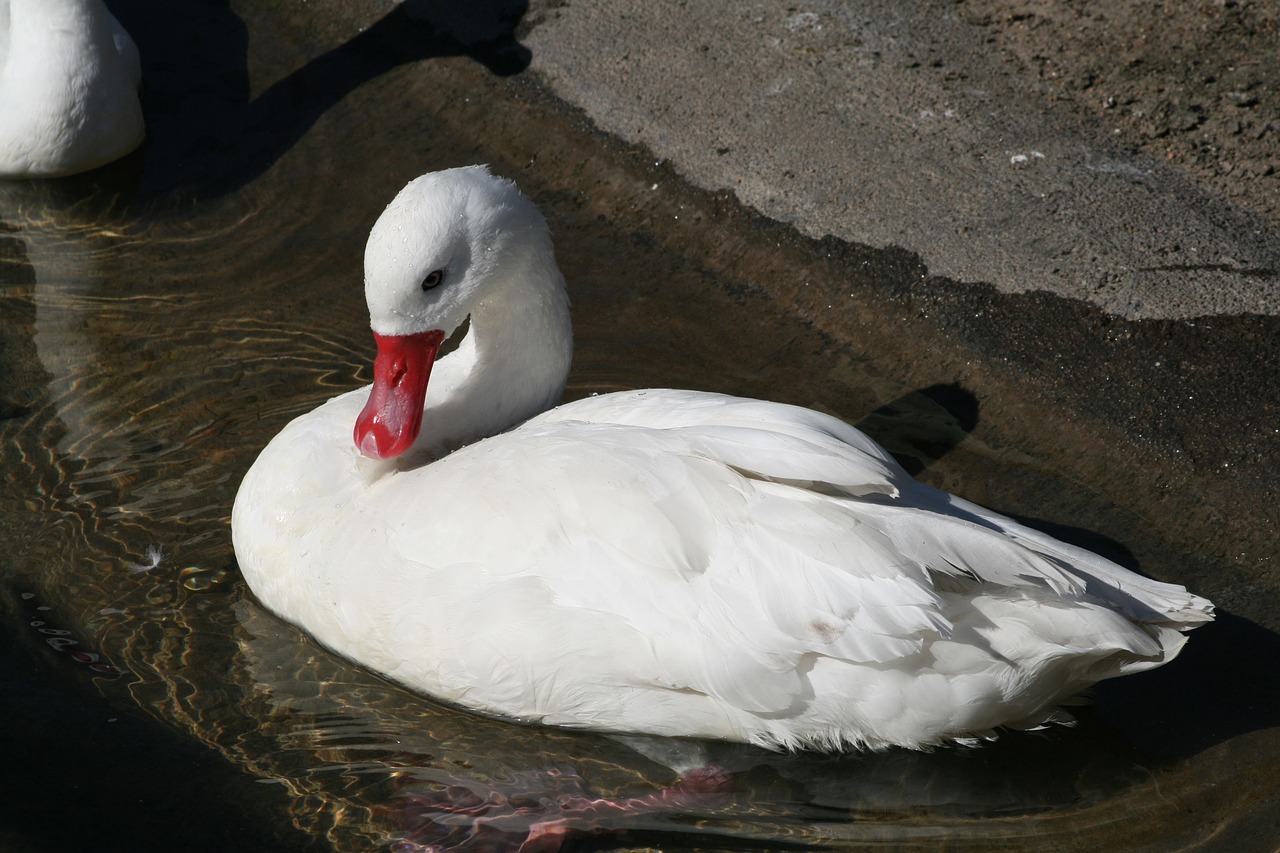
[
  {"x1": 355, "y1": 165, "x2": 551, "y2": 459},
  {"x1": 362, "y1": 165, "x2": 541, "y2": 337}
]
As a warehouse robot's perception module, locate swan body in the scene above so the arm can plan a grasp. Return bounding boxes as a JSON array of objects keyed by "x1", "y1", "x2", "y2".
[
  {"x1": 0, "y1": 0, "x2": 144, "y2": 178},
  {"x1": 233, "y1": 166, "x2": 1213, "y2": 751}
]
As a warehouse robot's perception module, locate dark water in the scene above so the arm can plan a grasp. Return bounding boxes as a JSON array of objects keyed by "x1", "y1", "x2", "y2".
[{"x1": 1, "y1": 2, "x2": 1277, "y2": 851}]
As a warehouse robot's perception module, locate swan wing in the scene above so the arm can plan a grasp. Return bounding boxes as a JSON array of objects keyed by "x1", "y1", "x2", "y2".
[
  {"x1": 899, "y1": 486, "x2": 1215, "y2": 626},
  {"x1": 364, "y1": 405, "x2": 1191, "y2": 725},
  {"x1": 537, "y1": 389, "x2": 910, "y2": 495},
  {"x1": 360, "y1": 419, "x2": 936, "y2": 713}
]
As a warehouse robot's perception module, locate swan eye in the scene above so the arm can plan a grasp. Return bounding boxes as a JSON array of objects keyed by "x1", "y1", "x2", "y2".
[{"x1": 421, "y1": 269, "x2": 445, "y2": 291}]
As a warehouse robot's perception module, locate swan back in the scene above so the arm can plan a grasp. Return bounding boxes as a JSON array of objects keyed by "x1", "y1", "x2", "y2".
[{"x1": 364, "y1": 166, "x2": 559, "y2": 338}]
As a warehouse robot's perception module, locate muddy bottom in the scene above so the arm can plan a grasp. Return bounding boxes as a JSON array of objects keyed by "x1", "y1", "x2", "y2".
[{"x1": 0, "y1": 2, "x2": 1276, "y2": 851}]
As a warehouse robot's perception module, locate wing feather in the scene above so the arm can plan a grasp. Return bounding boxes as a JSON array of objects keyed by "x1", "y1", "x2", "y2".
[{"x1": 353, "y1": 389, "x2": 1206, "y2": 731}]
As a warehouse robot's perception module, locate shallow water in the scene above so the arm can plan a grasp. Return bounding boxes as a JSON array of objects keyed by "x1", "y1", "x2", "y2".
[{"x1": 1, "y1": 2, "x2": 1277, "y2": 851}]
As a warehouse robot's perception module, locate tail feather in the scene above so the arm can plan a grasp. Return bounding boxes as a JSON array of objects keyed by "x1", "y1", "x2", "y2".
[{"x1": 922, "y1": 488, "x2": 1214, "y2": 629}]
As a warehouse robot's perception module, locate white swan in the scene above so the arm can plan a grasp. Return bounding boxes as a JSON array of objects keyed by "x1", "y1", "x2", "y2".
[
  {"x1": 0, "y1": 0, "x2": 144, "y2": 178},
  {"x1": 233, "y1": 166, "x2": 1213, "y2": 751}
]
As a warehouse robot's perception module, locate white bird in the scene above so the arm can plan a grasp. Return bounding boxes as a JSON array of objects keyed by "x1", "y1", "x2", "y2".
[
  {"x1": 233, "y1": 166, "x2": 1213, "y2": 752},
  {"x1": 0, "y1": 0, "x2": 144, "y2": 178}
]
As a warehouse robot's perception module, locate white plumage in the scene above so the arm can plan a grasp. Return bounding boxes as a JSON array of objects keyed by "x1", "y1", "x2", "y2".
[
  {"x1": 0, "y1": 0, "x2": 144, "y2": 178},
  {"x1": 232, "y1": 166, "x2": 1212, "y2": 751}
]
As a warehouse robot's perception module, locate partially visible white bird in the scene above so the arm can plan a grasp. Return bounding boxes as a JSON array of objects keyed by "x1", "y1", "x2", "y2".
[
  {"x1": 232, "y1": 166, "x2": 1213, "y2": 752},
  {"x1": 0, "y1": 0, "x2": 144, "y2": 178}
]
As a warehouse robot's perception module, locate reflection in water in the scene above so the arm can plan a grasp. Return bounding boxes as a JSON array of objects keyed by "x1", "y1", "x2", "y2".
[
  {"x1": 0, "y1": 1, "x2": 1277, "y2": 850},
  {"x1": 7, "y1": 586, "x2": 124, "y2": 680},
  {"x1": 109, "y1": 0, "x2": 531, "y2": 201},
  {"x1": 388, "y1": 765, "x2": 735, "y2": 852}
]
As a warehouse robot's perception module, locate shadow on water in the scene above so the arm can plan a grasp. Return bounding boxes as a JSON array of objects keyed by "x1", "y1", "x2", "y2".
[
  {"x1": 93, "y1": 0, "x2": 531, "y2": 201},
  {"x1": 0, "y1": 586, "x2": 313, "y2": 853},
  {"x1": 854, "y1": 382, "x2": 979, "y2": 478},
  {"x1": 1094, "y1": 608, "x2": 1280, "y2": 757}
]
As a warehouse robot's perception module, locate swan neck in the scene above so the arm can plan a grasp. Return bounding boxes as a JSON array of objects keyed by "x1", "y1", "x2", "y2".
[{"x1": 420, "y1": 254, "x2": 572, "y2": 454}]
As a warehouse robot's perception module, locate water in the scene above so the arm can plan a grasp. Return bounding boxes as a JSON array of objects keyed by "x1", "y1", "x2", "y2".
[{"x1": 1, "y1": 2, "x2": 1277, "y2": 851}]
